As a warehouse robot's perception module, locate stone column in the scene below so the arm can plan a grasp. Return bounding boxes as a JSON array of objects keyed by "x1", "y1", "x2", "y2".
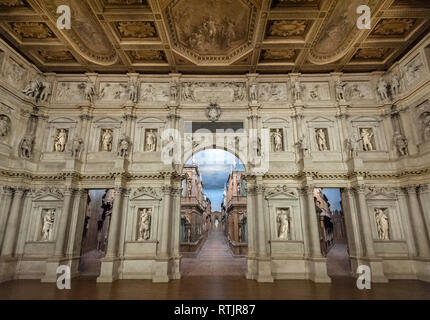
[
  {"x1": 255, "y1": 184, "x2": 267, "y2": 257},
  {"x1": 0, "y1": 187, "x2": 13, "y2": 250},
  {"x1": 160, "y1": 185, "x2": 172, "y2": 256},
  {"x1": 355, "y1": 186, "x2": 376, "y2": 257},
  {"x1": 118, "y1": 189, "x2": 130, "y2": 257},
  {"x1": 305, "y1": 186, "x2": 323, "y2": 258},
  {"x1": 396, "y1": 187, "x2": 417, "y2": 257},
  {"x1": 418, "y1": 184, "x2": 430, "y2": 239},
  {"x1": 406, "y1": 186, "x2": 430, "y2": 257},
  {"x1": 342, "y1": 188, "x2": 363, "y2": 259},
  {"x1": 105, "y1": 188, "x2": 124, "y2": 258},
  {"x1": 54, "y1": 189, "x2": 73, "y2": 257},
  {"x1": 1, "y1": 188, "x2": 25, "y2": 256},
  {"x1": 298, "y1": 188, "x2": 310, "y2": 256}
]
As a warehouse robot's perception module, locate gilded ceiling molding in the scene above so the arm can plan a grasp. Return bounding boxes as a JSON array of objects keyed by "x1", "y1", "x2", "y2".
[
  {"x1": 37, "y1": 0, "x2": 118, "y2": 66},
  {"x1": 308, "y1": 0, "x2": 380, "y2": 65}
]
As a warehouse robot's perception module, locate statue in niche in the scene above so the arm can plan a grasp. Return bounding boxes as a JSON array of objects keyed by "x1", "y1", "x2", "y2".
[
  {"x1": 237, "y1": 180, "x2": 241, "y2": 196},
  {"x1": 392, "y1": 131, "x2": 408, "y2": 156},
  {"x1": 54, "y1": 129, "x2": 68, "y2": 152},
  {"x1": 22, "y1": 79, "x2": 41, "y2": 99},
  {"x1": 83, "y1": 81, "x2": 96, "y2": 103},
  {"x1": 38, "y1": 81, "x2": 52, "y2": 103},
  {"x1": 71, "y1": 136, "x2": 83, "y2": 157},
  {"x1": 170, "y1": 82, "x2": 179, "y2": 103},
  {"x1": 391, "y1": 74, "x2": 401, "y2": 97},
  {"x1": 335, "y1": 80, "x2": 347, "y2": 102},
  {"x1": 293, "y1": 81, "x2": 302, "y2": 101},
  {"x1": 0, "y1": 115, "x2": 11, "y2": 137},
  {"x1": 375, "y1": 208, "x2": 389, "y2": 240},
  {"x1": 128, "y1": 81, "x2": 138, "y2": 103},
  {"x1": 377, "y1": 78, "x2": 389, "y2": 101},
  {"x1": 360, "y1": 128, "x2": 374, "y2": 151},
  {"x1": 117, "y1": 135, "x2": 130, "y2": 157},
  {"x1": 277, "y1": 209, "x2": 289, "y2": 240},
  {"x1": 316, "y1": 128, "x2": 328, "y2": 151},
  {"x1": 101, "y1": 129, "x2": 113, "y2": 152},
  {"x1": 145, "y1": 129, "x2": 157, "y2": 152},
  {"x1": 41, "y1": 209, "x2": 55, "y2": 241},
  {"x1": 138, "y1": 208, "x2": 152, "y2": 241},
  {"x1": 271, "y1": 128, "x2": 283, "y2": 152},
  {"x1": 249, "y1": 82, "x2": 258, "y2": 102},
  {"x1": 19, "y1": 135, "x2": 34, "y2": 158}
]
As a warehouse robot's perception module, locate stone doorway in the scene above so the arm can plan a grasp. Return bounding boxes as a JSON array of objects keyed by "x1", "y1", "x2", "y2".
[
  {"x1": 78, "y1": 189, "x2": 114, "y2": 277},
  {"x1": 179, "y1": 149, "x2": 248, "y2": 276},
  {"x1": 314, "y1": 188, "x2": 352, "y2": 278}
]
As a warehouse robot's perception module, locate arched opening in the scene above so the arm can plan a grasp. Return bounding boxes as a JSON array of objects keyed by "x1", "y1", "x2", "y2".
[{"x1": 180, "y1": 149, "x2": 248, "y2": 277}]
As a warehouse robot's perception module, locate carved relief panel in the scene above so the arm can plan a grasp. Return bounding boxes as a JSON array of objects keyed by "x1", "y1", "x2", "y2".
[
  {"x1": 258, "y1": 83, "x2": 288, "y2": 102},
  {"x1": 98, "y1": 82, "x2": 128, "y2": 102},
  {"x1": 140, "y1": 82, "x2": 169, "y2": 103},
  {"x1": 54, "y1": 82, "x2": 85, "y2": 103},
  {"x1": 2, "y1": 57, "x2": 26, "y2": 90}
]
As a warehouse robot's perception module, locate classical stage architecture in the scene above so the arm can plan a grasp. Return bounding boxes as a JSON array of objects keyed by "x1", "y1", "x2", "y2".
[{"x1": 0, "y1": 0, "x2": 430, "y2": 287}]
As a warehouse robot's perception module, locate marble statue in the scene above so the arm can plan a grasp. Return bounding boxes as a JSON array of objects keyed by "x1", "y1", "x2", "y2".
[
  {"x1": 118, "y1": 136, "x2": 130, "y2": 157},
  {"x1": 22, "y1": 79, "x2": 41, "y2": 99},
  {"x1": 19, "y1": 135, "x2": 34, "y2": 158},
  {"x1": 271, "y1": 128, "x2": 283, "y2": 152},
  {"x1": 41, "y1": 209, "x2": 55, "y2": 241},
  {"x1": 138, "y1": 208, "x2": 151, "y2": 241},
  {"x1": 249, "y1": 82, "x2": 258, "y2": 102},
  {"x1": 170, "y1": 82, "x2": 179, "y2": 103},
  {"x1": 316, "y1": 128, "x2": 328, "y2": 151},
  {"x1": 128, "y1": 81, "x2": 138, "y2": 103},
  {"x1": 393, "y1": 131, "x2": 408, "y2": 156},
  {"x1": 277, "y1": 209, "x2": 289, "y2": 240},
  {"x1": 54, "y1": 129, "x2": 68, "y2": 152},
  {"x1": 145, "y1": 129, "x2": 157, "y2": 152},
  {"x1": 237, "y1": 181, "x2": 241, "y2": 196},
  {"x1": 391, "y1": 74, "x2": 401, "y2": 96},
  {"x1": 84, "y1": 82, "x2": 96, "y2": 103},
  {"x1": 38, "y1": 81, "x2": 52, "y2": 103},
  {"x1": 361, "y1": 128, "x2": 374, "y2": 151},
  {"x1": 335, "y1": 80, "x2": 347, "y2": 102},
  {"x1": 345, "y1": 137, "x2": 355, "y2": 159},
  {"x1": 377, "y1": 79, "x2": 389, "y2": 100},
  {"x1": 71, "y1": 136, "x2": 83, "y2": 157},
  {"x1": 293, "y1": 81, "x2": 302, "y2": 101},
  {"x1": 0, "y1": 115, "x2": 11, "y2": 137},
  {"x1": 375, "y1": 208, "x2": 389, "y2": 240},
  {"x1": 101, "y1": 129, "x2": 113, "y2": 152}
]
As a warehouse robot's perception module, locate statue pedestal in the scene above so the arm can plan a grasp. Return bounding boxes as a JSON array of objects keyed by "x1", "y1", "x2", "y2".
[
  {"x1": 294, "y1": 100, "x2": 304, "y2": 107},
  {"x1": 114, "y1": 157, "x2": 129, "y2": 171},
  {"x1": 122, "y1": 100, "x2": 135, "y2": 108},
  {"x1": 65, "y1": 157, "x2": 82, "y2": 171}
]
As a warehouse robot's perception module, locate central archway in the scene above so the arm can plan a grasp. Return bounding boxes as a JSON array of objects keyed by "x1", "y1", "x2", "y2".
[{"x1": 179, "y1": 149, "x2": 248, "y2": 277}]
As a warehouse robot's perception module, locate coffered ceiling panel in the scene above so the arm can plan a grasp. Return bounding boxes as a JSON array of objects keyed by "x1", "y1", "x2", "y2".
[{"x1": 0, "y1": 0, "x2": 428, "y2": 74}]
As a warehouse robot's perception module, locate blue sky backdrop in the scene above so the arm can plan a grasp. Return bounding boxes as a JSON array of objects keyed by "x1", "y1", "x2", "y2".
[
  {"x1": 321, "y1": 188, "x2": 342, "y2": 211},
  {"x1": 185, "y1": 149, "x2": 244, "y2": 211}
]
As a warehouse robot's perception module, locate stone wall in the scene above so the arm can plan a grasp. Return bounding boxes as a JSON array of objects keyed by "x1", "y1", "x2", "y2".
[{"x1": 0, "y1": 33, "x2": 430, "y2": 283}]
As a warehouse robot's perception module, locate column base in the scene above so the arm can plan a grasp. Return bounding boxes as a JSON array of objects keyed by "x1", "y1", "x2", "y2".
[
  {"x1": 415, "y1": 258, "x2": 430, "y2": 282},
  {"x1": 97, "y1": 256, "x2": 121, "y2": 283},
  {"x1": 40, "y1": 256, "x2": 80, "y2": 283},
  {"x1": 361, "y1": 257, "x2": 389, "y2": 283},
  {"x1": 246, "y1": 256, "x2": 257, "y2": 280},
  {"x1": 152, "y1": 258, "x2": 173, "y2": 283},
  {"x1": 307, "y1": 257, "x2": 331, "y2": 283},
  {"x1": 0, "y1": 256, "x2": 17, "y2": 283},
  {"x1": 256, "y1": 258, "x2": 274, "y2": 283}
]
